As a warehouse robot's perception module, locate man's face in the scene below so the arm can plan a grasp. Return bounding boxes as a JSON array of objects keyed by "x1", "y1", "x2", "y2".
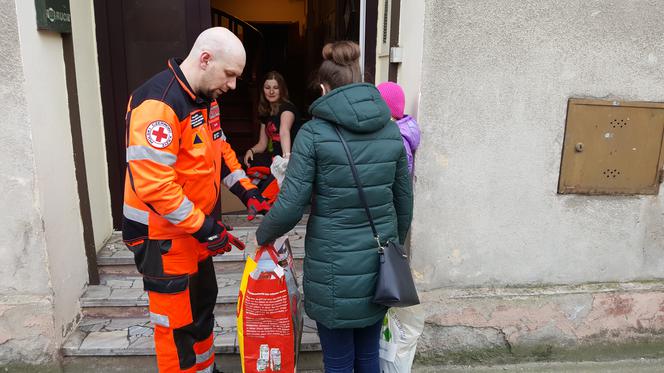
[{"x1": 201, "y1": 52, "x2": 245, "y2": 100}]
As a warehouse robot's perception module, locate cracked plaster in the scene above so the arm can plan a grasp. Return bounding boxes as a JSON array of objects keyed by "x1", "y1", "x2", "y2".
[{"x1": 417, "y1": 284, "x2": 664, "y2": 361}]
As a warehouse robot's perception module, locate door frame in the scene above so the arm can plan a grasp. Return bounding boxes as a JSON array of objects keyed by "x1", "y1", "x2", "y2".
[
  {"x1": 361, "y1": 0, "x2": 378, "y2": 83},
  {"x1": 387, "y1": 0, "x2": 400, "y2": 81}
]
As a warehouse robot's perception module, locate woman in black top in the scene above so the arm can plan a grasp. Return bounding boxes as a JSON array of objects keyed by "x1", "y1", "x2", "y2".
[{"x1": 244, "y1": 71, "x2": 299, "y2": 165}]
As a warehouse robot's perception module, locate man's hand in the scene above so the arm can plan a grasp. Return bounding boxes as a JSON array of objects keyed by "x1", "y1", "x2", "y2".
[
  {"x1": 193, "y1": 216, "x2": 245, "y2": 254},
  {"x1": 247, "y1": 195, "x2": 271, "y2": 221}
]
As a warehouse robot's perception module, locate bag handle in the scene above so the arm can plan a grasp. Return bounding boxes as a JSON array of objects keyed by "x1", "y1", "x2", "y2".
[
  {"x1": 333, "y1": 126, "x2": 382, "y2": 250},
  {"x1": 255, "y1": 245, "x2": 279, "y2": 263}
]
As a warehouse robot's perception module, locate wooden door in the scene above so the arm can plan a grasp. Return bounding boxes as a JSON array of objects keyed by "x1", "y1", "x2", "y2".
[{"x1": 94, "y1": 0, "x2": 211, "y2": 228}]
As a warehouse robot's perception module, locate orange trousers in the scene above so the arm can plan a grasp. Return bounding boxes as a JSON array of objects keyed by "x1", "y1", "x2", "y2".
[{"x1": 133, "y1": 236, "x2": 217, "y2": 372}]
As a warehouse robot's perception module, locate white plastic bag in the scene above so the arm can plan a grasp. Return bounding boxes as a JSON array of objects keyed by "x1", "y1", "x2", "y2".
[
  {"x1": 379, "y1": 305, "x2": 425, "y2": 373},
  {"x1": 270, "y1": 156, "x2": 289, "y2": 187}
]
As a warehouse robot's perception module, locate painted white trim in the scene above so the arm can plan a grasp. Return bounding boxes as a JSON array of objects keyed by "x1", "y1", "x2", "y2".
[{"x1": 397, "y1": 0, "x2": 425, "y2": 119}]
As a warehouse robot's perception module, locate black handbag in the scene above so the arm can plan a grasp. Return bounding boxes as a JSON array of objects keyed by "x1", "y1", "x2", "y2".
[{"x1": 334, "y1": 126, "x2": 420, "y2": 308}]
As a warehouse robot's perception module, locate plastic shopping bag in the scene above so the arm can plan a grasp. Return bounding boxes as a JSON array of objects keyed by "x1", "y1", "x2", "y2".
[
  {"x1": 270, "y1": 156, "x2": 289, "y2": 187},
  {"x1": 379, "y1": 305, "x2": 425, "y2": 373},
  {"x1": 237, "y1": 236, "x2": 303, "y2": 372}
]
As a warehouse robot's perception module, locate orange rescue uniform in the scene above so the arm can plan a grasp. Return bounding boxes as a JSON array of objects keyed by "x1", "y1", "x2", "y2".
[{"x1": 122, "y1": 58, "x2": 258, "y2": 372}]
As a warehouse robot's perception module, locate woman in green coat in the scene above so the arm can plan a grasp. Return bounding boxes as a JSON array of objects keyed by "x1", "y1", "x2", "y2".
[{"x1": 256, "y1": 41, "x2": 413, "y2": 373}]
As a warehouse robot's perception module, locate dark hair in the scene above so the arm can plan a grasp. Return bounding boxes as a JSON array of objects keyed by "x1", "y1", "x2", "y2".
[
  {"x1": 317, "y1": 41, "x2": 361, "y2": 91},
  {"x1": 258, "y1": 71, "x2": 291, "y2": 117}
]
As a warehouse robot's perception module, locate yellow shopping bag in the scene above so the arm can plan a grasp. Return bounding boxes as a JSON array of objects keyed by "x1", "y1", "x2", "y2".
[
  {"x1": 237, "y1": 237, "x2": 302, "y2": 373},
  {"x1": 237, "y1": 254, "x2": 258, "y2": 373}
]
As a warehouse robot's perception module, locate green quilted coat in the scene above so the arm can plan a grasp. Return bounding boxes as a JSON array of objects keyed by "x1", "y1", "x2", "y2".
[{"x1": 255, "y1": 83, "x2": 413, "y2": 329}]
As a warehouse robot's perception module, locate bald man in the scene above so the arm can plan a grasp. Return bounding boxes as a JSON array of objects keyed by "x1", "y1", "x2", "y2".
[{"x1": 122, "y1": 27, "x2": 267, "y2": 372}]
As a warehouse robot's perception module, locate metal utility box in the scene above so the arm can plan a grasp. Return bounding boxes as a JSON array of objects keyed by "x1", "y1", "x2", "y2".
[{"x1": 558, "y1": 99, "x2": 664, "y2": 195}]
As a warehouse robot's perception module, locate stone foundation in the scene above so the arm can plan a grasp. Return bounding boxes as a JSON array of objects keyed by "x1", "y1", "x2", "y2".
[
  {"x1": 416, "y1": 281, "x2": 664, "y2": 364},
  {"x1": 0, "y1": 296, "x2": 57, "y2": 364}
]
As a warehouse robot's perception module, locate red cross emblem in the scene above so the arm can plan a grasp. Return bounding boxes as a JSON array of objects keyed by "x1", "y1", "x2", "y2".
[{"x1": 145, "y1": 121, "x2": 173, "y2": 149}]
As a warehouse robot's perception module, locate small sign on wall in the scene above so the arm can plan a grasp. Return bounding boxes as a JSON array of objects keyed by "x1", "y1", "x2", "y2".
[{"x1": 35, "y1": 0, "x2": 71, "y2": 34}]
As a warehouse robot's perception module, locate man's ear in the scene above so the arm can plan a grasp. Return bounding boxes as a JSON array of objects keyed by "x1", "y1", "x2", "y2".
[{"x1": 200, "y1": 51, "x2": 212, "y2": 69}]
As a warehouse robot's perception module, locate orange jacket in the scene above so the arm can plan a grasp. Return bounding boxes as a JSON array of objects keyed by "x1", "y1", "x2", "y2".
[{"x1": 123, "y1": 59, "x2": 257, "y2": 242}]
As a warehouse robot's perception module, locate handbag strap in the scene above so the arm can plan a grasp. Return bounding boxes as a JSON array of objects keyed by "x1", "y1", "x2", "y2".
[{"x1": 333, "y1": 126, "x2": 382, "y2": 249}]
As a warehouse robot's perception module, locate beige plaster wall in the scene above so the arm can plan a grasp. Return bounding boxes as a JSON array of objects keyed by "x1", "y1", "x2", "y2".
[
  {"x1": 412, "y1": 0, "x2": 664, "y2": 289},
  {"x1": 15, "y1": 0, "x2": 89, "y2": 354},
  {"x1": 0, "y1": 0, "x2": 57, "y2": 362}
]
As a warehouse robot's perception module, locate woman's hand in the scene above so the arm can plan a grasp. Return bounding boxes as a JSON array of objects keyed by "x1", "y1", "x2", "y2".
[
  {"x1": 245, "y1": 124, "x2": 268, "y2": 166},
  {"x1": 244, "y1": 149, "x2": 254, "y2": 166}
]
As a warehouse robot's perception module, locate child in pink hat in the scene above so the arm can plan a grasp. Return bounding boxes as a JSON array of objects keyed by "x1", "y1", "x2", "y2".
[{"x1": 377, "y1": 82, "x2": 421, "y2": 174}]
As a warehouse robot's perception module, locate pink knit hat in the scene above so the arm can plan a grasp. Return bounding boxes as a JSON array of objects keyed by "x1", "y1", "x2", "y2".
[{"x1": 377, "y1": 82, "x2": 405, "y2": 120}]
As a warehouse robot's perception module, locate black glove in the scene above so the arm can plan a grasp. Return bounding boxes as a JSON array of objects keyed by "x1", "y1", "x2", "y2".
[{"x1": 193, "y1": 216, "x2": 245, "y2": 253}]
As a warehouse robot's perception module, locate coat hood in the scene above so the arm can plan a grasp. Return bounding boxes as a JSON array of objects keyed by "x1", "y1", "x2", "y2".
[{"x1": 309, "y1": 83, "x2": 391, "y2": 133}]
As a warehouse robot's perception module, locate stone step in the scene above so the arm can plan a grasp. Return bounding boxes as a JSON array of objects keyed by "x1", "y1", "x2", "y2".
[
  {"x1": 97, "y1": 226, "x2": 306, "y2": 276},
  {"x1": 98, "y1": 255, "x2": 304, "y2": 276},
  {"x1": 62, "y1": 315, "x2": 321, "y2": 357},
  {"x1": 99, "y1": 260, "x2": 305, "y2": 281},
  {"x1": 81, "y1": 271, "x2": 304, "y2": 318},
  {"x1": 63, "y1": 354, "x2": 325, "y2": 372},
  {"x1": 209, "y1": 213, "x2": 309, "y2": 228},
  {"x1": 81, "y1": 303, "x2": 239, "y2": 319}
]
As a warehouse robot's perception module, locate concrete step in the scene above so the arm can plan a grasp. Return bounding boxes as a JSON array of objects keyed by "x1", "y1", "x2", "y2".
[
  {"x1": 87, "y1": 223, "x2": 307, "y2": 317},
  {"x1": 63, "y1": 354, "x2": 325, "y2": 372},
  {"x1": 81, "y1": 270, "x2": 304, "y2": 318},
  {"x1": 62, "y1": 215, "x2": 319, "y2": 368},
  {"x1": 201, "y1": 213, "x2": 308, "y2": 228},
  {"x1": 62, "y1": 315, "x2": 321, "y2": 357},
  {"x1": 97, "y1": 225, "x2": 306, "y2": 276},
  {"x1": 81, "y1": 303, "x2": 240, "y2": 319}
]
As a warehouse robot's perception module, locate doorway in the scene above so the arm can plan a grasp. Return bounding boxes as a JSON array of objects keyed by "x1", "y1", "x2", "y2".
[{"x1": 95, "y1": 0, "x2": 377, "y2": 227}]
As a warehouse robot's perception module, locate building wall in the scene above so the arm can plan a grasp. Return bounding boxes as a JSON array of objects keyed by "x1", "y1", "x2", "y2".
[
  {"x1": 71, "y1": 0, "x2": 113, "y2": 250},
  {"x1": 412, "y1": 0, "x2": 664, "y2": 289},
  {"x1": 0, "y1": 0, "x2": 57, "y2": 363},
  {"x1": 13, "y1": 0, "x2": 89, "y2": 358}
]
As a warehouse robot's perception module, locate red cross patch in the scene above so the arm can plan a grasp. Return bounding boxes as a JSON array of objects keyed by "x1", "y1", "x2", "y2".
[{"x1": 145, "y1": 121, "x2": 173, "y2": 149}]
